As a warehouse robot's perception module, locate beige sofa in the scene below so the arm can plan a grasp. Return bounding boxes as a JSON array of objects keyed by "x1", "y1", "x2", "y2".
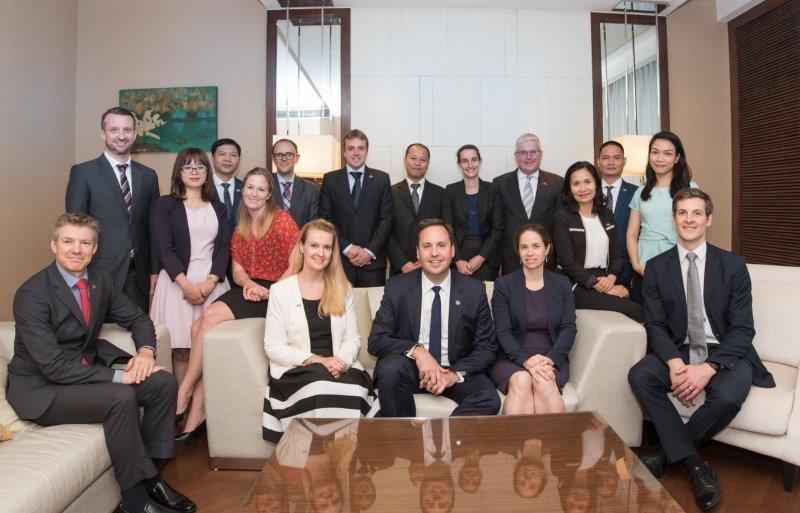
[
  {"x1": 0, "y1": 323, "x2": 172, "y2": 513},
  {"x1": 203, "y1": 283, "x2": 648, "y2": 470},
  {"x1": 669, "y1": 263, "x2": 800, "y2": 491}
]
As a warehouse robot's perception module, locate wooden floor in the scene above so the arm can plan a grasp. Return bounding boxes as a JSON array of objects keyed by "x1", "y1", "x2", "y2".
[{"x1": 163, "y1": 433, "x2": 800, "y2": 513}]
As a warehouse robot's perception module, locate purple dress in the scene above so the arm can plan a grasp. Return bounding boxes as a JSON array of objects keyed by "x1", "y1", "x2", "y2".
[{"x1": 490, "y1": 287, "x2": 569, "y2": 393}]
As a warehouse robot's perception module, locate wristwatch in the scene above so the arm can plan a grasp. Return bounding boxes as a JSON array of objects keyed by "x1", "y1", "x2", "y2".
[{"x1": 708, "y1": 361, "x2": 725, "y2": 372}]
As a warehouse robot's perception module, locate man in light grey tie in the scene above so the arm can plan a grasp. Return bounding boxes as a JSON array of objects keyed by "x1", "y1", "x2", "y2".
[{"x1": 628, "y1": 188, "x2": 774, "y2": 511}]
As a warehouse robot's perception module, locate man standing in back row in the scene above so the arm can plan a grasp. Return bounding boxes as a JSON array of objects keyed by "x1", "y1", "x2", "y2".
[
  {"x1": 210, "y1": 137, "x2": 244, "y2": 230},
  {"x1": 271, "y1": 138, "x2": 319, "y2": 228}
]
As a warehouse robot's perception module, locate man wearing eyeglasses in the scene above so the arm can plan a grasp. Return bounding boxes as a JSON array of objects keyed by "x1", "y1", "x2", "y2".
[
  {"x1": 271, "y1": 138, "x2": 319, "y2": 228},
  {"x1": 210, "y1": 138, "x2": 244, "y2": 230},
  {"x1": 66, "y1": 107, "x2": 160, "y2": 312},
  {"x1": 492, "y1": 133, "x2": 564, "y2": 274}
]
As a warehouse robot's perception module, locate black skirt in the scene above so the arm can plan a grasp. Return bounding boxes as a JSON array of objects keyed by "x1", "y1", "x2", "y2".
[{"x1": 215, "y1": 279, "x2": 274, "y2": 319}]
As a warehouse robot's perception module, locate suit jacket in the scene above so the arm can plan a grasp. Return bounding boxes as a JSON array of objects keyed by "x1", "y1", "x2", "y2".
[
  {"x1": 609, "y1": 180, "x2": 638, "y2": 286},
  {"x1": 387, "y1": 179, "x2": 444, "y2": 273},
  {"x1": 273, "y1": 174, "x2": 319, "y2": 229},
  {"x1": 441, "y1": 179, "x2": 502, "y2": 268},
  {"x1": 492, "y1": 169, "x2": 564, "y2": 273},
  {"x1": 492, "y1": 269, "x2": 576, "y2": 370},
  {"x1": 643, "y1": 244, "x2": 774, "y2": 387},
  {"x1": 66, "y1": 154, "x2": 160, "y2": 293},
  {"x1": 213, "y1": 176, "x2": 243, "y2": 230},
  {"x1": 318, "y1": 167, "x2": 394, "y2": 271},
  {"x1": 150, "y1": 195, "x2": 231, "y2": 282},
  {"x1": 7, "y1": 263, "x2": 156, "y2": 419},
  {"x1": 552, "y1": 207, "x2": 623, "y2": 290},
  {"x1": 264, "y1": 275, "x2": 364, "y2": 379},
  {"x1": 367, "y1": 269, "x2": 497, "y2": 377}
]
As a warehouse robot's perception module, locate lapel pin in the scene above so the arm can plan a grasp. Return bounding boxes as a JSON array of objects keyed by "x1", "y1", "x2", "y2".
[{"x1": 455, "y1": 300, "x2": 461, "y2": 306}]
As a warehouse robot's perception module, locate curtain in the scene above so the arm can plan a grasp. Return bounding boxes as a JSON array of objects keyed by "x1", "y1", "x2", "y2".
[{"x1": 603, "y1": 60, "x2": 660, "y2": 140}]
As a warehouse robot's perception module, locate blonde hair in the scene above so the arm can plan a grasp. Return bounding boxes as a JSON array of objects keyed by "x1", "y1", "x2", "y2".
[
  {"x1": 292, "y1": 219, "x2": 350, "y2": 317},
  {"x1": 235, "y1": 167, "x2": 278, "y2": 240}
]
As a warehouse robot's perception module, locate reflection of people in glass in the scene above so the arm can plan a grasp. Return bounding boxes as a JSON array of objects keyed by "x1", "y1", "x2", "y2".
[
  {"x1": 420, "y1": 461, "x2": 455, "y2": 513},
  {"x1": 348, "y1": 422, "x2": 395, "y2": 512},
  {"x1": 558, "y1": 473, "x2": 597, "y2": 513},
  {"x1": 252, "y1": 464, "x2": 289, "y2": 513},
  {"x1": 349, "y1": 475, "x2": 376, "y2": 512},
  {"x1": 512, "y1": 439, "x2": 549, "y2": 498}
]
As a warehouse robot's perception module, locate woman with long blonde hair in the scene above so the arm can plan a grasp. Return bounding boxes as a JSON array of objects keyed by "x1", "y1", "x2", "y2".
[{"x1": 262, "y1": 219, "x2": 377, "y2": 443}]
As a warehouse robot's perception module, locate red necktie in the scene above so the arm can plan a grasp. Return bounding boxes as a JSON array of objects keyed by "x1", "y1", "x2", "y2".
[{"x1": 76, "y1": 278, "x2": 91, "y2": 366}]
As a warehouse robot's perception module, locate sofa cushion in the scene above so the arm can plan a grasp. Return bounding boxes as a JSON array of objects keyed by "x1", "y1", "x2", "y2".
[
  {"x1": 751, "y1": 279, "x2": 800, "y2": 367},
  {"x1": 0, "y1": 358, "x2": 38, "y2": 434}
]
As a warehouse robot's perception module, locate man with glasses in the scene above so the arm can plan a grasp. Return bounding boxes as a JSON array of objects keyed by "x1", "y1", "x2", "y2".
[
  {"x1": 271, "y1": 138, "x2": 318, "y2": 228},
  {"x1": 210, "y1": 138, "x2": 243, "y2": 230},
  {"x1": 492, "y1": 133, "x2": 563, "y2": 274},
  {"x1": 66, "y1": 107, "x2": 160, "y2": 312}
]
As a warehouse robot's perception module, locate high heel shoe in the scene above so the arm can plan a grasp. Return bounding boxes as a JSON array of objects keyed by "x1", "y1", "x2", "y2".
[
  {"x1": 174, "y1": 421, "x2": 206, "y2": 443},
  {"x1": 175, "y1": 396, "x2": 193, "y2": 424}
]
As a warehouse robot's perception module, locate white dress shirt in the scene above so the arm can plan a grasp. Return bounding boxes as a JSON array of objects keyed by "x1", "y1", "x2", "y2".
[
  {"x1": 677, "y1": 242, "x2": 718, "y2": 346},
  {"x1": 601, "y1": 177, "x2": 624, "y2": 211},
  {"x1": 407, "y1": 177, "x2": 426, "y2": 203},
  {"x1": 418, "y1": 271, "x2": 452, "y2": 367},
  {"x1": 422, "y1": 419, "x2": 452, "y2": 466},
  {"x1": 212, "y1": 173, "x2": 236, "y2": 203},
  {"x1": 581, "y1": 215, "x2": 609, "y2": 269},
  {"x1": 104, "y1": 151, "x2": 133, "y2": 190},
  {"x1": 517, "y1": 169, "x2": 539, "y2": 211}
]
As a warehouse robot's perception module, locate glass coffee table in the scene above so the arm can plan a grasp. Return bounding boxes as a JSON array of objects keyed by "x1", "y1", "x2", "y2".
[{"x1": 240, "y1": 412, "x2": 683, "y2": 512}]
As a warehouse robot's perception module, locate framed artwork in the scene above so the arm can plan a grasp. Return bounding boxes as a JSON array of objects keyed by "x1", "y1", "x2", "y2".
[{"x1": 119, "y1": 86, "x2": 218, "y2": 153}]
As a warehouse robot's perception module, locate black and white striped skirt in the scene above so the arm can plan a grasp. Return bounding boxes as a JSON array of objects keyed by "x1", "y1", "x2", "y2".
[{"x1": 262, "y1": 363, "x2": 379, "y2": 443}]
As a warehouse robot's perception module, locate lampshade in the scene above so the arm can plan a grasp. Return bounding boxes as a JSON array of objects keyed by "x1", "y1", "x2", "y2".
[
  {"x1": 613, "y1": 134, "x2": 651, "y2": 178},
  {"x1": 273, "y1": 134, "x2": 339, "y2": 179}
]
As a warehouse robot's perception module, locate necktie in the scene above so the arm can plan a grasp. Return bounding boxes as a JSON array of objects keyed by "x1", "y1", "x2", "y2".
[
  {"x1": 221, "y1": 183, "x2": 233, "y2": 222},
  {"x1": 350, "y1": 171, "x2": 363, "y2": 205},
  {"x1": 522, "y1": 174, "x2": 534, "y2": 218},
  {"x1": 282, "y1": 181, "x2": 292, "y2": 209},
  {"x1": 429, "y1": 285, "x2": 442, "y2": 363},
  {"x1": 686, "y1": 252, "x2": 708, "y2": 364},
  {"x1": 118, "y1": 164, "x2": 132, "y2": 213},
  {"x1": 605, "y1": 185, "x2": 614, "y2": 211},
  {"x1": 411, "y1": 183, "x2": 421, "y2": 214},
  {"x1": 75, "y1": 278, "x2": 91, "y2": 327}
]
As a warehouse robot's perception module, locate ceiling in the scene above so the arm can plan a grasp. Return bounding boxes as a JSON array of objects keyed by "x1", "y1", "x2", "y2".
[{"x1": 260, "y1": 0, "x2": 675, "y2": 11}]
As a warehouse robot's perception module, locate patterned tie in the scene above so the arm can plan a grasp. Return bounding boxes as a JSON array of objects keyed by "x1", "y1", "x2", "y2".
[
  {"x1": 350, "y1": 171, "x2": 363, "y2": 205},
  {"x1": 686, "y1": 252, "x2": 708, "y2": 364},
  {"x1": 221, "y1": 183, "x2": 233, "y2": 222},
  {"x1": 118, "y1": 164, "x2": 132, "y2": 213},
  {"x1": 429, "y1": 286, "x2": 442, "y2": 363},
  {"x1": 411, "y1": 183, "x2": 421, "y2": 214},
  {"x1": 522, "y1": 174, "x2": 534, "y2": 218},
  {"x1": 605, "y1": 185, "x2": 614, "y2": 211},
  {"x1": 75, "y1": 278, "x2": 91, "y2": 327},
  {"x1": 282, "y1": 181, "x2": 292, "y2": 210}
]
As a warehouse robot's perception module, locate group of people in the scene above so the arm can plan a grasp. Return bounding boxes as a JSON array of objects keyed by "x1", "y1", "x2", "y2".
[{"x1": 4, "y1": 105, "x2": 773, "y2": 513}]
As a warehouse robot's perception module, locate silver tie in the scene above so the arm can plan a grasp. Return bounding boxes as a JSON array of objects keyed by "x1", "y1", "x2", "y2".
[
  {"x1": 411, "y1": 183, "x2": 420, "y2": 214},
  {"x1": 686, "y1": 252, "x2": 708, "y2": 364},
  {"x1": 522, "y1": 175, "x2": 534, "y2": 218}
]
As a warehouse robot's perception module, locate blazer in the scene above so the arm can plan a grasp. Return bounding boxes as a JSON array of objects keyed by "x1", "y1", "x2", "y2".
[
  {"x1": 492, "y1": 169, "x2": 564, "y2": 273},
  {"x1": 367, "y1": 269, "x2": 497, "y2": 377},
  {"x1": 273, "y1": 174, "x2": 319, "y2": 229},
  {"x1": 213, "y1": 177, "x2": 243, "y2": 230},
  {"x1": 610, "y1": 180, "x2": 638, "y2": 286},
  {"x1": 150, "y1": 195, "x2": 231, "y2": 282},
  {"x1": 66, "y1": 154, "x2": 160, "y2": 293},
  {"x1": 643, "y1": 244, "x2": 774, "y2": 388},
  {"x1": 552, "y1": 207, "x2": 624, "y2": 290},
  {"x1": 441, "y1": 179, "x2": 502, "y2": 267},
  {"x1": 264, "y1": 275, "x2": 364, "y2": 380},
  {"x1": 7, "y1": 263, "x2": 156, "y2": 419},
  {"x1": 387, "y1": 179, "x2": 444, "y2": 272},
  {"x1": 318, "y1": 167, "x2": 394, "y2": 271},
  {"x1": 491, "y1": 269, "x2": 576, "y2": 370}
]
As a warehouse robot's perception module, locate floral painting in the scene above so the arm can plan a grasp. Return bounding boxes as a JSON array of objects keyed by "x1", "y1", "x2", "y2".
[{"x1": 119, "y1": 86, "x2": 218, "y2": 153}]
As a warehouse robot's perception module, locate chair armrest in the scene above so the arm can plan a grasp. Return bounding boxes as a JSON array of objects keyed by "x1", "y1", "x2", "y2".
[
  {"x1": 98, "y1": 324, "x2": 172, "y2": 373},
  {"x1": 570, "y1": 310, "x2": 647, "y2": 446},
  {"x1": 785, "y1": 364, "x2": 800, "y2": 465}
]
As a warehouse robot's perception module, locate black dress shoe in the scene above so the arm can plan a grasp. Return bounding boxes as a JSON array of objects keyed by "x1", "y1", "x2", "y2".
[
  {"x1": 118, "y1": 500, "x2": 181, "y2": 513},
  {"x1": 174, "y1": 420, "x2": 206, "y2": 443},
  {"x1": 639, "y1": 450, "x2": 669, "y2": 478},
  {"x1": 689, "y1": 463, "x2": 722, "y2": 511},
  {"x1": 147, "y1": 479, "x2": 197, "y2": 513}
]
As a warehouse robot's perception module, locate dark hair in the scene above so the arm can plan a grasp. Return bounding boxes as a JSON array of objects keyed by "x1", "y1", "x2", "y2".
[
  {"x1": 456, "y1": 144, "x2": 482, "y2": 162},
  {"x1": 672, "y1": 187, "x2": 714, "y2": 215},
  {"x1": 561, "y1": 161, "x2": 605, "y2": 214},
  {"x1": 416, "y1": 218, "x2": 455, "y2": 245},
  {"x1": 170, "y1": 147, "x2": 215, "y2": 201},
  {"x1": 641, "y1": 131, "x2": 692, "y2": 201},
  {"x1": 343, "y1": 128, "x2": 369, "y2": 149},
  {"x1": 514, "y1": 224, "x2": 551, "y2": 255},
  {"x1": 598, "y1": 140, "x2": 625, "y2": 155},
  {"x1": 272, "y1": 138, "x2": 298, "y2": 153},
  {"x1": 53, "y1": 212, "x2": 99, "y2": 243},
  {"x1": 100, "y1": 107, "x2": 136, "y2": 130},
  {"x1": 211, "y1": 138, "x2": 241, "y2": 156},
  {"x1": 405, "y1": 143, "x2": 430, "y2": 159}
]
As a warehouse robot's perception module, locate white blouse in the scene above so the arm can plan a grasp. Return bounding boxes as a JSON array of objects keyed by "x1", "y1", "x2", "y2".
[{"x1": 581, "y1": 215, "x2": 609, "y2": 269}]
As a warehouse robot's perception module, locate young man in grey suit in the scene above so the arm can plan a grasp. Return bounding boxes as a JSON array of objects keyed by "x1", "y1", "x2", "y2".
[
  {"x1": 66, "y1": 107, "x2": 159, "y2": 312},
  {"x1": 271, "y1": 138, "x2": 318, "y2": 229}
]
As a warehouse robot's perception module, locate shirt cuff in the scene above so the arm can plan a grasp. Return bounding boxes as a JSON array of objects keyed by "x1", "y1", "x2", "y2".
[
  {"x1": 343, "y1": 244, "x2": 353, "y2": 256},
  {"x1": 365, "y1": 249, "x2": 376, "y2": 260},
  {"x1": 113, "y1": 370, "x2": 123, "y2": 383},
  {"x1": 406, "y1": 344, "x2": 422, "y2": 359},
  {"x1": 455, "y1": 371, "x2": 466, "y2": 383}
]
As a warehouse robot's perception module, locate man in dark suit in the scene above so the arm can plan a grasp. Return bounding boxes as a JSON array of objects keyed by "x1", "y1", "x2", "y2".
[
  {"x1": 271, "y1": 138, "x2": 318, "y2": 228},
  {"x1": 628, "y1": 189, "x2": 774, "y2": 511},
  {"x1": 210, "y1": 138, "x2": 244, "y2": 230},
  {"x1": 368, "y1": 218, "x2": 500, "y2": 418},
  {"x1": 66, "y1": 107, "x2": 159, "y2": 312},
  {"x1": 388, "y1": 143, "x2": 444, "y2": 275},
  {"x1": 6, "y1": 213, "x2": 194, "y2": 513},
  {"x1": 492, "y1": 133, "x2": 563, "y2": 274},
  {"x1": 319, "y1": 129, "x2": 393, "y2": 287},
  {"x1": 596, "y1": 140, "x2": 638, "y2": 287}
]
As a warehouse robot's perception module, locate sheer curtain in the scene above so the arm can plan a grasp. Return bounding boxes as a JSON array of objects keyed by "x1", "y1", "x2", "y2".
[{"x1": 604, "y1": 59, "x2": 660, "y2": 140}]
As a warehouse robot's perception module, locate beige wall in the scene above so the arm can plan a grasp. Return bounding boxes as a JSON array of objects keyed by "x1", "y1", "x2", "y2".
[
  {"x1": 0, "y1": 0, "x2": 78, "y2": 319},
  {"x1": 667, "y1": 0, "x2": 733, "y2": 249}
]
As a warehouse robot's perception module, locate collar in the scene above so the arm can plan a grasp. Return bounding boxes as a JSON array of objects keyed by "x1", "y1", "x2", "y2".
[
  {"x1": 517, "y1": 168, "x2": 539, "y2": 182},
  {"x1": 104, "y1": 151, "x2": 132, "y2": 170},
  {"x1": 55, "y1": 261, "x2": 88, "y2": 288},
  {"x1": 277, "y1": 172, "x2": 295, "y2": 185},
  {"x1": 406, "y1": 177, "x2": 426, "y2": 189},
  {"x1": 677, "y1": 241, "x2": 708, "y2": 264},
  {"x1": 421, "y1": 269, "x2": 451, "y2": 294},
  {"x1": 346, "y1": 164, "x2": 366, "y2": 175},
  {"x1": 213, "y1": 173, "x2": 236, "y2": 187},
  {"x1": 601, "y1": 177, "x2": 623, "y2": 189}
]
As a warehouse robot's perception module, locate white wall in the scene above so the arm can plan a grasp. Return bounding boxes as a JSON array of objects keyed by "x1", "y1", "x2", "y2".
[{"x1": 350, "y1": 7, "x2": 594, "y2": 186}]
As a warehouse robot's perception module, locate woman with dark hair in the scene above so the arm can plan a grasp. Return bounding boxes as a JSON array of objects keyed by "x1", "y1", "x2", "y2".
[
  {"x1": 626, "y1": 131, "x2": 697, "y2": 302},
  {"x1": 441, "y1": 144, "x2": 502, "y2": 281},
  {"x1": 552, "y1": 162, "x2": 642, "y2": 322}
]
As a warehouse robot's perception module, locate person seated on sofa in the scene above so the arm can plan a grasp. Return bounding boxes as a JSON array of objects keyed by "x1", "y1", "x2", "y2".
[
  {"x1": 262, "y1": 219, "x2": 377, "y2": 443},
  {"x1": 489, "y1": 224, "x2": 576, "y2": 415},
  {"x1": 628, "y1": 188, "x2": 775, "y2": 511},
  {"x1": 6, "y1": 212, "x2": 195, "y2": 513},
  {"x1": 368, "y1": 218, "x2": 500, "y2": 418},
  {"x1": 552, "y1": 161, "x2": 642, "y2": 322},
  {"x1": 175, "y1": 167, "x2": 299, "y2": 442}
]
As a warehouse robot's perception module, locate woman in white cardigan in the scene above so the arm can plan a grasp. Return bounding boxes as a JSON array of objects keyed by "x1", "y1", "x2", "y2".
[{"x1": 262, "y1": 219, "x2": 378, "y2": 443}]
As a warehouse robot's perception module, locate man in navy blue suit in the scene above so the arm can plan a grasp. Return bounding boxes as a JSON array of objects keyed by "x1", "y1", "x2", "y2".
[{"x1": 210, "y1": 138, "x2": 243, "y2": 230}]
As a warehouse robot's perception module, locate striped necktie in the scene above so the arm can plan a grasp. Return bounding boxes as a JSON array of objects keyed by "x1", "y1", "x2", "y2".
[
  {"x1": 221, "y1": 183, "x2": 233, "y2": 222},
  {"x1": 605, "y1": 185, "x2": 614, "y2": 211},
  {"x1": 522, "y1": 174, "x2": 534, "y2": 218},
  {"x1": 117, "y1": 164, "x2": 132, "y2": 213}
]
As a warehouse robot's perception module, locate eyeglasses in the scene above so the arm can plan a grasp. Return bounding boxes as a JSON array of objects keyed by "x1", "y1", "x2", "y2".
[
  {"x1": 181, "y1": 165, "x2": 207, "y2": 174},
  {"x1": 515, "y1": 150, "x2": 541, "y2": 158},
  {"x1": 272, "y1": 152, "x2": 297, "y2": 161}
]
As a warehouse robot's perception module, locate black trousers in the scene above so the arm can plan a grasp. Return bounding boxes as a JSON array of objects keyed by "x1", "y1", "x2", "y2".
[
  {"x1": 343, "y1": 263, "x2": 386, "y2": 287},
  {"x1": 374, "y1": 353, "x2": 501, "y2": 417},
  {"x1": 573, "y1": 285, "x2": 643, "y2": 322},
  {"x1": 34, "y1": 371, "x2": 178, "y2": 490},
  {"x1": 628, "y1": 346, "x2": 753, "y2": 463},
  {"x1": 629, "y1": 272, "x2": 644, "y2": 305},
  {"x1": 124, "y1": 259, "x2": 149, "y2": 313}
]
